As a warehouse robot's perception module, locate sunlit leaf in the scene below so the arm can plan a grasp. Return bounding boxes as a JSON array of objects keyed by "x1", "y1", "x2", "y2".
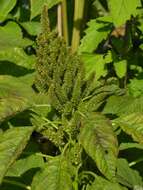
[
  {"x1": 128, "y1": 79, "x2": 143, "y2": 97},
  {"x1": 0, "y1": 48, "x2": 35, "y2": 69},
  {"x1": 109, "y1": 0, "x2": 141, "y2": 26},
  {"x1": 30, "y1": 0, "x2": 62, "y2": 19},
  {"x1": 79, "y1": 18, "x2": 112, "y2": 53},
  {"x1": 31, "y1": 156, "x2": 73, "y2": 190},
  {"x1": 117, "y1": 159, "x2": 143, "y2": 189},
  {"x1": 114, "y1": 60, "x2": 127, "y2": 78},
  {"x1": 87, "y1": 175, "x2": 127, "y2": 190},
  {"x1": 80, "y1": 113, "x2": 118, "y2": 180},
  {"x1": 81, "y1": 53, "x2": 111, "y2": 79},
  {"x1": 119, "y1": 143, "x2": 143, "y2": 151},
  {"x1": 0, "y1": 22, "x2": 32, "y2": 50},
  {"x1": 21, "y1": 22, "x2": 41, "y2": 36},
  {"x1": 0, "y1": 0, "x2": 17, "y2": 22},
  {"x1": 0, "y1": 75, "x2": 35, "y2": 123},
  {"x1": 103, "y1": 95, "x2": 143, "y2": 116},
  {"x1": 6, "y1": 154, "x2": 44, "y2": 177},
  {"x1": 0, "y1": 126, "x2": 34, "y2": 183},
  {"x1": 115, "y1": 113, "x2": 143, "y2": 144}
]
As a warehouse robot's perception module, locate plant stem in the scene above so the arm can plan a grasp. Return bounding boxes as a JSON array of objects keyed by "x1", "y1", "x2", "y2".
[
  {"x1": 57, "y1": 1, "x2": 69, "y2": 44},
  {"x1": 129, "y1": 157, "x2": 143, "y2": 167},
  {"x1": 71, "y1": 0, "x2": 85, "y2": 53},
  {"x1": 81, "y1": 171, "x2": 97, "y2": 178},
  {"x1": 3, "y1": 179, "x2": 31, "y2": 190},
  {"x1": 57, "y1": 3, "x2": 62, "y2": 37},
  {"x1": 61, "y1": 0, "x2": 69, "y2": 45},
  {"x1": 42, "y1": 117, "x2": 58, "y2": 129},
  {"x1": 35, "y1": 152, "x2": 54, "y2": 159}
]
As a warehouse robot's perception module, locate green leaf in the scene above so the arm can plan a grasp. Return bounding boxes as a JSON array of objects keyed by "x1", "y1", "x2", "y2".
[
  {"x1": 19, "y1": 73, "x2": 35, "y2": 85},
  {"x1": 0, "y1": 75, "x2": 35, "y2": 100},
  {"x1": 114, "y1": 60, "x2": 127, "y2": 78},
  {"x1": 0, "y1": 48, "x2": 35, "y2": 69},
  {"x1": 108, "y1": 0, "x2": 141, "y2": 26},
  {"x1": 0, "y1": 126, "x2": 34, "y2": 184},
  {"x1": 103, "y1": 95, "x2": 129, "y2": 115},
  {"x1": 21, "y1": 22, "x2": 41, "y2": 36},
  {"x1": 0, "y1": 0, "x2": 17, "y2": 22},
  {"x1": 117, "y1": 159, "x2": 143, "y2": 189},
  {"x1": 115, "y1": 113, "x2": 143, "y2": 144},
  {"x1": 31, "y1": 156, "x2": 73, "y2": 190},
  {"x1": 30, "y1": 0, "x2": 62, "y2": 19},
  {"x1": 0, "y1": 22, "x2": 32, "y2": 50},
  {"x1": 6, "y1": 154, "x2": 44, "y2": 177},
  {"x1": 79, "y1": 18, "x2": 111, "y2": 53},
  {"x1": 103, "y1": 95, "x2": 143, "y2": 116},
  {"x1": 128, "y1": 79, "x2": 143, "y2": 97},
  {"x1": 119, "y1": 143, "x2": 143, "y2": 151},
  {"x1": 80, "y1": 113, "x2": 118, "y2": 180},
  {"x1": 87, "y1": 175, "x2": 127, "y2": 190},
  {"x1": 0, "y1": 96, "x2": 29, "y2": 124},
  {"x1": 0, "y1": 75, "x2": 35, "y2": 123},
  {"x1": 81, "y1": 53, "x2": 110, "y2": 80}
]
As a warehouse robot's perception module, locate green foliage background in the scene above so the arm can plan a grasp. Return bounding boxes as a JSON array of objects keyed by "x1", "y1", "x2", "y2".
[{"x1": 1, "y1": 0, "x2": 143, "y2": 190}]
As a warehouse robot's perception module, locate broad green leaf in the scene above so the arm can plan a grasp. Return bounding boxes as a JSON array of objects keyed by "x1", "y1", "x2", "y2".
[
  {"x1": 80, "y1": 113, "x2": 118, "y2": 180},
  {"x1": 0, "y1": 75, "x2": 35, "y2": 123},
  {"x1": 0, "y1": 75, "x2": 35, "y2": 100},
  {"x1": 117, "y1": 159, "x2": 143, "y2": 189},
  {"x1": 21, "y1": 22, "x2": 41, "y2": 36},
  {"x1": 79, "y1": 18, "x2": 111, "y2": 53},
  {"x1": 81, "y1": 54, "x2": 109, "y2": 79},
  {"x1": 19, "y1": 73, "x2": 35, "y2": 85},
  {"x1": 0, "y1": 96, "x2": 29, "y2": 124},
  {"x1": 82, "y1": 84, "x2": 121, "y2": 113},
  {"x1": 115, "y1": 113, "x2": 143, "y2": 144},
  {"x1": 103, "y1": 95, "x2": 143, "y2": 116},
  {"x1": 119, "y1": 143, "x2": 143, "y2": 151},
  {"x1": 30, "y1": 0, "x2": 62, "y2": 19},
  {"x1": 97, "y1": 16, "x2": 113, "y2": 23},
  {"x1": 31, "y1": 156, "x2": 73, "y2": 190},
  {"x1": 103, "y1": 95, "x2": 130, "y2": 115},
  {"x1": 114, "y1": 60, "x2": 127, "y2": 78},
  {"x1": 0, "y1": 126, "x2": 34, "y2": 183},
  {"x1": 87, "y1": 175, "x2": 127, "y2": 190},
  {"x1": 128, "y1": 79, "x2": 143, "y2": 97},
  {"x1": 0, "y1": 0, "x2": 17, "y2": 22},
  {"x1": 0, "y1": 22, "x2": 32, "y2": 50},
  {"x1": 0, "y1": 48, "x2": 35, "y2": 69},
  {"x1": 6, "y1": 154, "x2": 44, "y2": 177},
  {"x1": 108, "y1": 0, "x2": 141, "y2": 26}
]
